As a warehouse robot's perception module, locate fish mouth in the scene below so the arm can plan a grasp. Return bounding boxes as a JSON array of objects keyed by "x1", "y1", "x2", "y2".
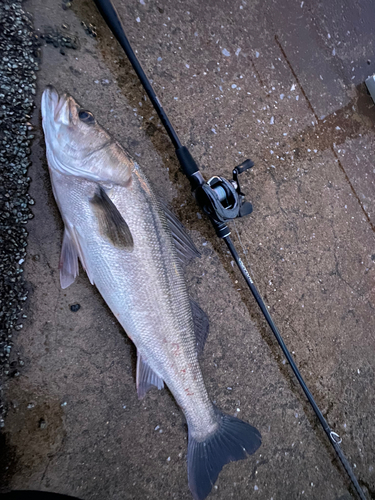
[{"x1": 41, "y1": 85, "x2": 72, "y2": 125}]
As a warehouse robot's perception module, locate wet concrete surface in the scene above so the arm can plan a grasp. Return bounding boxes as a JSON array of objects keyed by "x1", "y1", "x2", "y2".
[{"x1": 1, "y1": 0, "x2": 375, "y2": 498}]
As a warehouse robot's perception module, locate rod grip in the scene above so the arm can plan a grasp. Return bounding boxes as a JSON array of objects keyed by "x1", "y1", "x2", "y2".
[{"x1": 176, "y1": 146, "x2": 199, "y2": 178}]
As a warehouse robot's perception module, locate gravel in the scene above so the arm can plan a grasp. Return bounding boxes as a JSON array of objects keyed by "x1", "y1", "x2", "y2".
[
  {"x1": 0, "y1": 0, "x2": 38, "y2": 425},
  {"x1": 40, "y1": 26, "x2": 80, "y2": 55}
]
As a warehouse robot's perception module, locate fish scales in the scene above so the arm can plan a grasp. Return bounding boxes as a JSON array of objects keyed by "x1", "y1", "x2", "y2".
[{"x1": 51, "y1": 162, "x2": 213, "y2": 432}]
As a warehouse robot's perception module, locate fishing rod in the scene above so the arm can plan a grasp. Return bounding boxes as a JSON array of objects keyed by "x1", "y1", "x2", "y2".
[{"x1": 92, "y1": 1, "x2": 366, "y2": 498}]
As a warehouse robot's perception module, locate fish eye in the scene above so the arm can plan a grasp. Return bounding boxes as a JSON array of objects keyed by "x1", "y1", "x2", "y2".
[{"x1": 78, "y1": 109, "x2": 95, "y2": 124}]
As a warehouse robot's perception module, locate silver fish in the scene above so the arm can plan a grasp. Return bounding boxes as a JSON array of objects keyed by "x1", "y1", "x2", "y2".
[{"x1": 41, "y1": 85, "x2": 261, "y2": 500}]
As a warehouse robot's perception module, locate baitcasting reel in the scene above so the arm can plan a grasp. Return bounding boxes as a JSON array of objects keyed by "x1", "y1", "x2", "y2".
[
  {"x1": 191, "y1": 159, "x2": 254, "y2": 237},
  {"x1": 176, "y1": 145, "x2": 254, "y2": 235},
  {"x1": 204, "y1": 159, "x2": 254, "y2": 219}
]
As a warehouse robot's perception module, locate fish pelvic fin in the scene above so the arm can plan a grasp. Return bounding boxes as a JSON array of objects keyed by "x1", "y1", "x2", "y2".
[
  {"x1": 59, "y1": 227, "x2": 79, "y2": 289},
  {"x1": 187, "y1": 410, "x2": 261, "y2": 500},
  {"x1": 136, "y1": 352, "x2": 164, "y2": 399},
  {"x1": 60, "y1": 224, "x2": 95, "y2": 287},
  {"x1": 90, "y1": 185, "x2": 134, "y2": 250}
]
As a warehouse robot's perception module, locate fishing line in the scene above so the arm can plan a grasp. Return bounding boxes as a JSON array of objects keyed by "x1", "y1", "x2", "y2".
[{"x1": 92, "y1": 0, "x2": 367, "y2": 498}]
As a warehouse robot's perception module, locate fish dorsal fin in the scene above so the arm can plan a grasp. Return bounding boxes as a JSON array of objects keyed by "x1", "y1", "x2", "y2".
[
  {"x1": 191, "y1": 300, "x2": 210, "y2": 355},
  {"x1": 59, "y1": 228, "x2": 79, "y2": 289},
  {"x1": 136, "y1": 352, "x2": 164, "y2": 399},
  {"x1": 90, "y1": 186, "x2": 134, "y2": 250},
  {"x1": 160, "y1": 201, "x2": 200, "y2": 264}
]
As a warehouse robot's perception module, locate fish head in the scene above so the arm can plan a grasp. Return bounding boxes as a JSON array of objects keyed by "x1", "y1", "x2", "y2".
[{"x1": 41, "y1": 86, "x2": 132, "y2": 185}]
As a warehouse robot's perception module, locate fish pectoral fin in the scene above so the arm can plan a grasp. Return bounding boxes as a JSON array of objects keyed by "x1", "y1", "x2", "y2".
[
  {"x1": 90, "y1": 185, "x2": 134, "y2": 250},
  {"x1": 59, "y1": 227, "x2": 79, "y2": 289},
  {"x1": 191, "y1": 300, "x2": 210, "y2": 355},
  {"x1": 136, "y1": 352, "x2": 164, "y2": 400},
  {"x1": 160, "y1": 200, "x2": 200, "y2": 264}
]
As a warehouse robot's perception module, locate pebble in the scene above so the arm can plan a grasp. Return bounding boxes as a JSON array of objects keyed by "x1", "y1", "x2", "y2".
[
  {"x1": 0, "y1": 0, "x2": 37, "y2": 424},
  {"x1": 61, "y1": 0, "x2": 72, "y2": 10},
  {"x1": 81, "y1": 21, "x2": 97, "y2": 38},
  {"x1": 39, "y1": 418, "x2": 47, "y2": 429},
  {"x1": 41, "y1": 27, "x2": 79, "y2": 52}
]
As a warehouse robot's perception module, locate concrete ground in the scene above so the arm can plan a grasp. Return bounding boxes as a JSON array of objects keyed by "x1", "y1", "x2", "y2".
[{"x1": 1, "y1": 0, "x2": 375, "y2": 499}]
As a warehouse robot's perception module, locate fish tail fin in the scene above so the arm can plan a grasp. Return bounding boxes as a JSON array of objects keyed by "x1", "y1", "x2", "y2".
[{"x1": 187, "y1": 410, "x2": 261, "y2": 500}]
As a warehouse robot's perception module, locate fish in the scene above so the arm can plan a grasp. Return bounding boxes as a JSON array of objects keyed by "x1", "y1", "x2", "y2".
[{"x1": 41, "y1": 85, "x2": 262, "y2": 500}]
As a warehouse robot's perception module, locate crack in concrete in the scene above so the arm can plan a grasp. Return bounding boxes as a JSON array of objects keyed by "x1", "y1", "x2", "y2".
[
  {"x1": 331, "y1": 147, "x2": 375, "y2": 232},
  {"x1": 275, "y1": 35, "x2": 319, "y2": 121}
]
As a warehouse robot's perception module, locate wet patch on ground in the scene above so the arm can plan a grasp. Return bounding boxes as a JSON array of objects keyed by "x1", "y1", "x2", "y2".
[{"x1": 1, "y1": 381, "x2": 66, "y2": 492}]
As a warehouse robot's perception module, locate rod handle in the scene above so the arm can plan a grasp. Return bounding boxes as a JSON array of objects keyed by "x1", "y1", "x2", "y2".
[{"x1": 176, "y1": 146, "x2": 200, "y2": 179}]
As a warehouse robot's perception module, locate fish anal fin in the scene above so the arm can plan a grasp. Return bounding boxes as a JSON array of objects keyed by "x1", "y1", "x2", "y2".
[
  {"x1": 160, "y1": 201, "x2": 200, "y2": 264},
  {"x1": 136, "y1": 352, "x2": 164, "y2": 399},
  {"x1": 191, "y1": 300, "x2": 209, "y2": 355},
  {"x1": 90, "y1": 185, "x2": 134, "y2": 250},
  {"x1": 59, "y1": 228, "x2": 79, "y2": 289}
]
